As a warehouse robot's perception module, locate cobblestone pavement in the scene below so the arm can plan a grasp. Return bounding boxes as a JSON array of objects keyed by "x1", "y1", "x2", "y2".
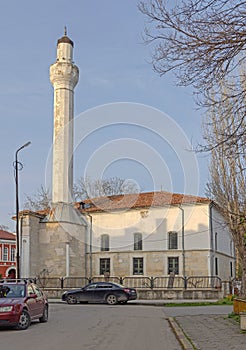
[{"x1": 174, "y1": 314, "x2": 246, "y2": 350}]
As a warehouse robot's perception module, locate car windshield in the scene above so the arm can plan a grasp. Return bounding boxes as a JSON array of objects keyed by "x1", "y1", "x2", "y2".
[{"x1": 0, "y1": 284, "x2": 25, "y2": 298}]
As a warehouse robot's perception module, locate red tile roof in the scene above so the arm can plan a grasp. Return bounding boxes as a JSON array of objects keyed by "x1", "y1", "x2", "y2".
[
  {"x1": 19, "y1": 191, "x2": 210, "y2": 217},
  {"x1": 76, "y1": 191, "x2": 210, "y2": 213},
  {"x1": 0, "y1": 230, "x2": 16, "y2": 240}
]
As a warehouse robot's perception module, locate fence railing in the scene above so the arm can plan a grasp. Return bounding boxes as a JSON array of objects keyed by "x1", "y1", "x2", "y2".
[{"x1": 30, "y1": 275, "x2": 222, "y2": 290}]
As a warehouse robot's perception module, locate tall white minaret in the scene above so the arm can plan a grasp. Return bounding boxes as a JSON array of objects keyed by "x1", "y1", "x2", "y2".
[{"x1": 50, "y1": 28, "x2": 79, "y2": 203}]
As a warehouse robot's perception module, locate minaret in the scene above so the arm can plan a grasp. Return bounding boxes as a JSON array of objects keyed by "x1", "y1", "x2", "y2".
[{"x1": 50, "y1": 28, "x2": 79, "y2": 203}]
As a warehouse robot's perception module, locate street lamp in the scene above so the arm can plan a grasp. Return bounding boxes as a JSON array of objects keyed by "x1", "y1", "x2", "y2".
[{"x1": 14, "y1": 141, "x2": 31, "y2": 279}]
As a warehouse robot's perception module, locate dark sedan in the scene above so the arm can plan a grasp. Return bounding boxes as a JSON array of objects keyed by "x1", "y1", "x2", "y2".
[{"x1": 62, "y1": 282, "x2": 137, "y2": 305}]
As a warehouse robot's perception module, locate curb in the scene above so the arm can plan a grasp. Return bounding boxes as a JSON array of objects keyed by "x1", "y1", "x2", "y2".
[
  {"x1": 168, "y1": 317, "x2": 194, "y2": 350},
  {"x1": 48, "y1": 299, "x2": 170, "y2": 306}
]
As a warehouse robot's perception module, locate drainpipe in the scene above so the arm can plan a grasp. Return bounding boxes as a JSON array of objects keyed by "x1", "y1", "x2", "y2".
[
  {"x1": 84, "y1": 223, "x2": 87, "y2": 278},
  {"x1": 86, "y1": 214, "x2": 93, "y2": 280},
  {"x1": 80, "y1": 202, "x2": 93, "y2": 280},
  {"x1": 179, "y1": 206, "x2": 186, "y2": 280},
  {"x1": 209, "y1": 202, "x2": 214, "y2": 277},
  {"x1": 65, "y1": 243, "x2": 70, "y2": 277}
]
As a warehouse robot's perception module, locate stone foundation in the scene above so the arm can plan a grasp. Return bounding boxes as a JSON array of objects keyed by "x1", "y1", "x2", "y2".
[{"x1": 43, "y1": 288, "x2": 223, "y2": 300}]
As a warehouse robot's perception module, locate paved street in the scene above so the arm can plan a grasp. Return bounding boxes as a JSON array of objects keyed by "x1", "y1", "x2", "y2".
[
  {"x1": 1, "y1": 302, "x2": 245, "y2": 350},
  {"x1": 0, "y1": 303, "x2": 182, "y2": 350}
]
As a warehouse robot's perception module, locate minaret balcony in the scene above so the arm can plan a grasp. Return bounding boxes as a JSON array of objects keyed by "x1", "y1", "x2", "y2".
[{"x1": 50, "y1": 62, "x2": 79, "y2": 89}]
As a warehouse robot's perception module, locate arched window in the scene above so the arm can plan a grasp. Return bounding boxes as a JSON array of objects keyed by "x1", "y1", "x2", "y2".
[
  {"x1": 101, "y1": 234, "x2": 109, "y2": 251},
  {"x1": 134, "y1": 232, "x2": 142, "y2": 250},
  {"x1": 168, "y1": 231, "x2": 178, "y2": 250}
]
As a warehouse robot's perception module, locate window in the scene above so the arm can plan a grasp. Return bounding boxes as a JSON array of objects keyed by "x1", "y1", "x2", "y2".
[
  {"x1": 230, "y1": 262, "x2": 233, "y2": 278},
  {"x1": 101, "y1": 234, "x2": 109, "y2": 251},
  {"x1": 168, "y1": 257, "x2": 179, "y2": 274},
  {"x1": 134, "y1": 232, "x2": 142, "y2": 251},
  {"x1": 214, "y1": 232, "x2": 218, "y2": 251},
  {"x1": 215, "y1": 257, "x2": 218, "y2": 275},
  {"x1": 10, "y1": 247, "x2": 15, "y2": 262},
  {"x1": 168, "y1": 231, "x2": 178, "y2": 249},
  {"x1": 3, "y1": 246, "x2": 8, "y2": 261},
  {"x1": 100, "y1": 258, "x2": 110, "y2": 275},
  {"x1": 133, "y1": 257, "x2": 143, "y2": 275}
]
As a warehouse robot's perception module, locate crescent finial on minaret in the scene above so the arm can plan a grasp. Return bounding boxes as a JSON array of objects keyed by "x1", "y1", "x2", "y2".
[{"x1": 64, "y1": 26, "x2": 67, "y2": 36}]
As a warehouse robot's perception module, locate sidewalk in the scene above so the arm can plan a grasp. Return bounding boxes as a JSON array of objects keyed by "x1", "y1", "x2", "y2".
[
  {"x1": 170, "y1": 313, "x2": 245, "y2": 350},
  {"x1": 49, "y1": 298, "x2": 245, "y2": 349}
]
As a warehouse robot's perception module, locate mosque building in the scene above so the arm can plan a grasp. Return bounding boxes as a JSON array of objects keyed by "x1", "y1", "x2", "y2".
[{"x1": 16, "y1": 31, "x2": 235, "y2": 283}]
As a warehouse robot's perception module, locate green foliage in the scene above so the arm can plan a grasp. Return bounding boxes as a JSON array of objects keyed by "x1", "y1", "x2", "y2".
[
  {"x1": 228, "y1": 312, "x2": 240, "y2": 323},
  {"x1": 164, "y1": 298, "x2": 233, "y2": 307}
]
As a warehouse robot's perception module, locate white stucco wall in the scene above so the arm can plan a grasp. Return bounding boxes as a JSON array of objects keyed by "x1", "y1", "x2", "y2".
[
  {"x1": 90, "y1": 203, "x2": 212, "y2": 252},
  {"x1": 211, "y1": 206, "x2": 234, "y2": 255}
]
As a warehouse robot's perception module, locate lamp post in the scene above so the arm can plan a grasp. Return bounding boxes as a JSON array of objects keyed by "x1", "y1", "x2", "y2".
[{"x1": 14, "y1": 141, "x2": 31, "y2": 279}]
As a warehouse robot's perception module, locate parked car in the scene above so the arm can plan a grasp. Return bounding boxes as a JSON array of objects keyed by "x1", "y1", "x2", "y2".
[
  {"x1": 62, "y1": 281, "x2": 137, "y2": 305},
  {"x1": 0, "y1": 279, "x2": 48, "y2": 330}
]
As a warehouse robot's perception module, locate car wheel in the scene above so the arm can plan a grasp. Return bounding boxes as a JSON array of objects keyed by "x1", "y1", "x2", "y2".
[
  {"x1": 17, "y1": 310, "x2": 31, "y2": 330},
  {"x1": 66, "y1": 294, "x2": 77, "y2": 304},
  {"x1": 39, "y1": 305, "x2": 48, "y2": 323},
  {"x1": 106, "y1": 294, "x2": 118, "y2": 305}
]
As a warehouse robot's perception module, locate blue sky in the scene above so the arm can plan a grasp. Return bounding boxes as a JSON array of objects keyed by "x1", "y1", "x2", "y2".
[{"x1": 0, "y1": 0, "x2": 209, "y2": 231}]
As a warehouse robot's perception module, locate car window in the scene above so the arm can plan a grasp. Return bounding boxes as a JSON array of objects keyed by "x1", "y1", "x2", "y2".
[
  {"x1": 32, "y1": 285, "x2": 43, "y2": 297},
  {"x1": 85, "y1": 284, "x2": 97, "y2": 290},
  {"x1": 0, "y1": 284, "x2": 25, "y2": 298},
  {"x1": 96, "y1": 284, "x2": 112, "y2": 289},
  {"x1": 28, "y1": 284, "x2": 35, "y2": 295}
]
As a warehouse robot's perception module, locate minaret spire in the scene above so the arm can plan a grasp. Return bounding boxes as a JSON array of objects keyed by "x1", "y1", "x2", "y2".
[
  {"x1": 50, "y1": 31, "x2": 79, "y2": 203},
  {"x1": 64, "y1": 26, "x2": 67, "y2": 36}
]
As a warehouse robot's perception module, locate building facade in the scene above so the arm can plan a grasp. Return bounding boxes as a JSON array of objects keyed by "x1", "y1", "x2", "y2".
[
  {"x1": 0, "y1": 230, "x2": 16, "y2": 278},
  {"x1": 79, "y1": 192, "x2": 236, "y2": 281},
  {"x1": 19, "y1": 191, "x2": 235, "y2": 281}
]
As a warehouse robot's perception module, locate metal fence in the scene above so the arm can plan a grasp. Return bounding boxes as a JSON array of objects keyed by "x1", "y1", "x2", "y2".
[{"x1": 30, "y1": 275, "x2": 222, "y2": 290}]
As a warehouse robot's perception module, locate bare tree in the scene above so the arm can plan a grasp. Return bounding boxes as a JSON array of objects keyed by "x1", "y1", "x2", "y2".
[
  {"x1": 0, "y1": 225, "x2": 10, "y2": 231},
  {"x1": 202, "y1": 77, "x2": 246, "y2": 154},
  {"x1": 139, "y1": 1, "x2": 246, "y2": 293},
  {"x1": 204, "y1": 86, "x2": 246, "y2": 296},
  {"x1": 138, "y1": 0, "x2": 246, "y2": 148},
  {"x1": 24, "y1": 185, "x2": 51, "y2": 211},
  {"x1": 73, "y1": 176, "x2": 139, "y2": 201},
  {"x1": 24, "y1": 177, "x2": 139, "y2": 210}
]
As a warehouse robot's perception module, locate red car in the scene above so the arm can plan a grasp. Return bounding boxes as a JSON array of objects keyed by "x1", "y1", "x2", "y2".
[{"x1": 0, "y1": 280, "x2": 48, "y2": 330}]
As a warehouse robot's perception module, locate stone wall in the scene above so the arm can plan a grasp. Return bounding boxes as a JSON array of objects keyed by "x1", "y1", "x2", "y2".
[
  {"x1": 20, "y1": 211, "x2": 87, "y2": 278},
  {"x1": 89, "y1": 250, "x2": 210, "y2": 277},
  {"x1": 43, "y1": 288, "x2": 223, "y2": 300}
]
